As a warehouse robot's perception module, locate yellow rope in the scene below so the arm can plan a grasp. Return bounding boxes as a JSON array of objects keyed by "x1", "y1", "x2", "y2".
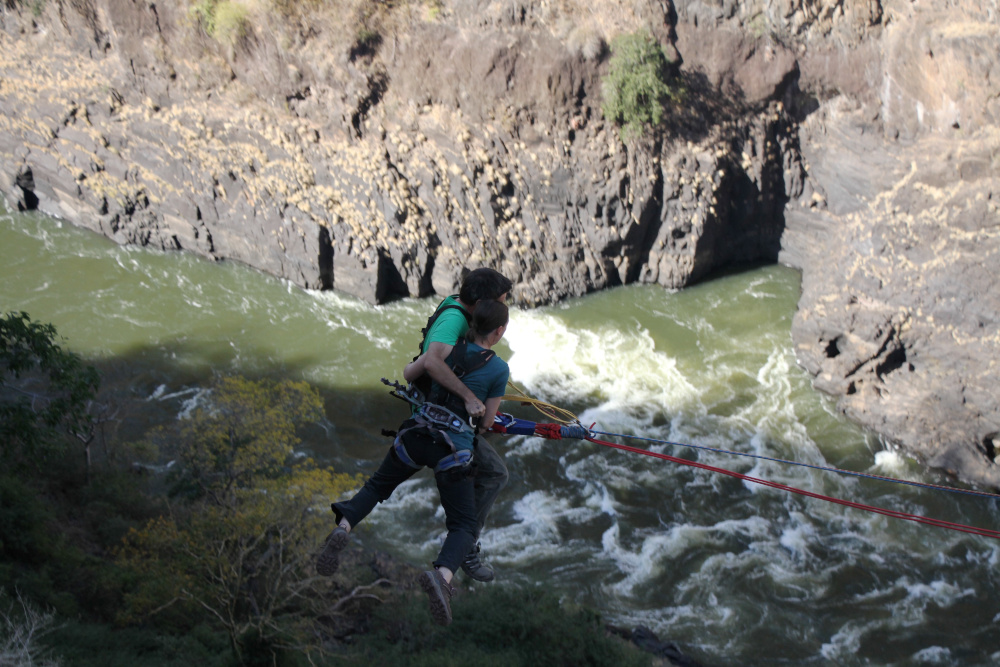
[{"x1": 502, "y1": 380, "x2": 580, "y2": 425}]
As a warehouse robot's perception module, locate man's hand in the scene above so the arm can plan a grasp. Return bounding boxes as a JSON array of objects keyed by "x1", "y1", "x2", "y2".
[
  {"x1": 464, "y1": 396, "x2": 486, "y2": 418},
  {"x1": 423, "y1": 342, "x2": 482, "y2": 413}
]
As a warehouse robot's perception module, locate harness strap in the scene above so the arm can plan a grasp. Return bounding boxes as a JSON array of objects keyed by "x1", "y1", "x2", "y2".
[
  {"x1": 393, "y1": 434, "x2": 473, "y2": 473},
  {"x1": 392, "y1": 409, "x2": 476, "y2": 474},
  {"x1": 392, "y1": 435, "x2": 422, "y2": 470},
  {"x1": 416, "y1": 298, "x2": 471, "y2": 359},
  {"x1": 432, "y1": 448, "x2": 473, "y2": 473}
]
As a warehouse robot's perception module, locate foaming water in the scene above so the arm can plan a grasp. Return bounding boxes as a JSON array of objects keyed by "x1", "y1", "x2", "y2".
[{"x1": 5, "y1": 205, "x2": 1000, "y2": 665}]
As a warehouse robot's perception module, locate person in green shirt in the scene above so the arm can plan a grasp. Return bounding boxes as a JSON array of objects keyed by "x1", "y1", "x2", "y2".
[{"x1": 317, "y1": 299, "x2": 512, "y2": 626}]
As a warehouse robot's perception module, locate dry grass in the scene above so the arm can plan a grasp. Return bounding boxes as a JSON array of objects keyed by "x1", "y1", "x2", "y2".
[
  {"x1": 542, "y1": 0, "x2": 646, "y2": 45},
  {"x1": 212, "y1": 0, "x2": 653, "y2": 72}
]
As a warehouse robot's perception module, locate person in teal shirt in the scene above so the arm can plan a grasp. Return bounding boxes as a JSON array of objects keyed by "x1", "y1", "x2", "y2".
[{"x1": 316, "y1": 299, "x2": 511, "y2": 626}]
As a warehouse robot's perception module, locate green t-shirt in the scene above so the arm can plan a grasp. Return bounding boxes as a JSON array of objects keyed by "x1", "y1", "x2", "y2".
[{"x1": 421, "y1": 296, "x2": 471, "y2": 353}]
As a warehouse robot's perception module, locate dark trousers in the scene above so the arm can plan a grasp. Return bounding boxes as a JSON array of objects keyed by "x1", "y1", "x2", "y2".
[
  {"x1": 332, "y1": 427, "x2": 477, "y2": 573},
  {"x1": 470, "y1": 434, "x2": 508, "y2": 541}
]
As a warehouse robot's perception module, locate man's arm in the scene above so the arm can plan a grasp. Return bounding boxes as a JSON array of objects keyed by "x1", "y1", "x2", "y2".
[
  {"x1": 403, "y1": 354, "x2": 427, "y2": 383},
  {"x1": 420, "y1": 341, "x2": 486, "y2": 417}
]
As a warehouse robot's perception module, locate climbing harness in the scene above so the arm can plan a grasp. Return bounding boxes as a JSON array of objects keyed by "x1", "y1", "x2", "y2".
[
  {"x1": 425, "y1": 338, "x2": 495, "y2": 430},
  {"x1": 381, "y1": 337, "x2": 498, "y2": 474},
  {"x1": 382, "y1": 378, "x2": 477, "y2": 473},
  {"x1": 393, "y1": 428, "x2": 474, "y2": 473}
]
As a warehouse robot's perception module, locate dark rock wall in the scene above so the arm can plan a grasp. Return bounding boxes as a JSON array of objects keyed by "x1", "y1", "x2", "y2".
[{"x1": 1, "y1": 0, "x2": 999, "y2": 487}]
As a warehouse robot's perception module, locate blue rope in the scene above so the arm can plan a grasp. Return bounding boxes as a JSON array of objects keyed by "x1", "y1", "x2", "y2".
[{"x1": 588, "y1": 429, "x2": 1000, "y2": 501}]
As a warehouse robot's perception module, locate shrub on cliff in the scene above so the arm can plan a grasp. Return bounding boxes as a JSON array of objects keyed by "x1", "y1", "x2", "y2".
[
  {"x1": 351, "y1": 584, "x2": 651, "y2": 665},
  {"x1": 189, "y1": 0, "x2": 250, "y2": 48},
  {"x1": 601, "y1": 30, "x2": 681, "y2": 139}
]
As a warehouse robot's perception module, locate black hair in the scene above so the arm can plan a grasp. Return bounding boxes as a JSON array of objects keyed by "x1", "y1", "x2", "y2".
[
  {"x1": 470, "y1": 299, "x2": 509, "y2": 339},
  {"x1": 460, "y1": 268, "x2": 513, "y2": 304}
]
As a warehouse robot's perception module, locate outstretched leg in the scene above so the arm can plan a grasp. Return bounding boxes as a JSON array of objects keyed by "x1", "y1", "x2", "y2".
[{"x1": 318, "y1": 447, "x2": 417, "y2": 576}]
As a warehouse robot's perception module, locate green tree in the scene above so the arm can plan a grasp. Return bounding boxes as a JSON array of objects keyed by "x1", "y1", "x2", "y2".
[
  {"x1": 601, "y1": 30, "x2": 681, "y2": 139},
  {"x1": 118, "y1": 376, "x2": 366, "y2": 665},
  {"x1": 159, "y1": 375, "x2": 324, "y2": 506},
  {"x1": 0, "y1": 312, "x2": 100, "y2": 470}
]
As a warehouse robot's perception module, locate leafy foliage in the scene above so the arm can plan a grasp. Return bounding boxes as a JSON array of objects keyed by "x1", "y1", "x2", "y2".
[
  {"x1": 0, "y1": 311, "x2": 99, "y2": 469},
  {"x1": 601, "y1": 30, "x2": 681, "y2": 139},
  {"x1": 12, "y1": 0, "x2": 46, "y2": 18},
  {"x1": 0, "y1": 474, "x2": 58, "y2": 566},
  {"x1": 212, "y1": 1, "x2": 250, "y2": 46},
  {"x1": 189, "y1": 0, "x2": 250, "y2": 47},
  {"x1": 150, "y1": 375, "x2": 326, "y2": 505},
  {"x1": 47, "y1": 620, "x2": 230, "y2": 667},
  {"x1": 118, "y1": 376, "x2": 363, "y2": 664}
]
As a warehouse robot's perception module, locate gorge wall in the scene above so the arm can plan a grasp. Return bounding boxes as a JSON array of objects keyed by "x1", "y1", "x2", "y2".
[{"x1": 1, "y1": 0, "x2": 998, "y2": 488}]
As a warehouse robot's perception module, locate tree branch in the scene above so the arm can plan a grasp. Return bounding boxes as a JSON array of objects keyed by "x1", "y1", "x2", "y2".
[{"x1": 329, "y1": 579, "x2": 392, "y2": 613}]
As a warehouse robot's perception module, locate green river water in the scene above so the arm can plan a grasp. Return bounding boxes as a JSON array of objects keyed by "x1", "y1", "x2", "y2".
[{"x1": 3, "y1": 201, "x2": 999, "y2": 666}]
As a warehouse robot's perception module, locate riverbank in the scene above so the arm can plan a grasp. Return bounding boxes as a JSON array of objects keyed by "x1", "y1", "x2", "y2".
[{"x1": 1, "y1": 0, "x2": 998, "y2": 487}]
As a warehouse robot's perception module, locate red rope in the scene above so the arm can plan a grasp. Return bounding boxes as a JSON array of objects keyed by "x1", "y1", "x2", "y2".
[{"x1": 586, "y1": 436, "x2": 1000, "y2": 541}]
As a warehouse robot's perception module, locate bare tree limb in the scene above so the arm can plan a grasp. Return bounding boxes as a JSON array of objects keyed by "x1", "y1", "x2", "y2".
[{"x1": 329, "y1": 579, "x2": 392, "y2": 614}]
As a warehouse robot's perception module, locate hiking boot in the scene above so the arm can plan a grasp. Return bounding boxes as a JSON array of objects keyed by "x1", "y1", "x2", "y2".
[
  {"x1": 418, "y1": 569, "x2": 456, "y2": 626},
  {"x1": 460, "y1": 542, "x2": 495, "y2": 582},
  {"x1": 316, "y1": 527, "x2": 349, "y2": 576}
]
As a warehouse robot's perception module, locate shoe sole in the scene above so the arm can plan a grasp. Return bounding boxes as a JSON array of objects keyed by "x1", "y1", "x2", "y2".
[
  {"x1": 460, "y1": 562, "x2": 495, "y2": 582},
  {"x1": 418, "y1": 571, "x2": 453, "y2": 626},
  {"x1": 316, "y1": 528, "x2": 349, "y2": 576}
]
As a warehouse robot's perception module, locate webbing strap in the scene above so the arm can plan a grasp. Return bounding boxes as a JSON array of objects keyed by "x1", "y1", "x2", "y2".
[
  {"x1": 392, "y1": 412, "x2": 475, "y2": 474},
  {"x1": 434, "y1": 448, "x2": 473, "y2": 473},
  {"x1": 393, "y1": 436, "x2": 422, "y2": 470}
]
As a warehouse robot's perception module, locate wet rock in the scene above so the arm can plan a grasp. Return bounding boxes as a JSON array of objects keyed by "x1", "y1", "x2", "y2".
[{"x1": 607, "y1": 624, "x2": 705, "y2": 666}]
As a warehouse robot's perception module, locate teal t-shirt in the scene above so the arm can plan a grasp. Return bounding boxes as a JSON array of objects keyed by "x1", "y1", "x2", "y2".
[
  {"x1": 422, "y1": 296, "x2": 470, "y2": 353},
  {"x1": 431, "y1": 343, "x2": 509, "y2": 452}
]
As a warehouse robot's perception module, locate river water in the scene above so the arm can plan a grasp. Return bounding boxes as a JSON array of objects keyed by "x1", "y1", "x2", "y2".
[{"x1": 3, "y1": 201, "x2": 1000, "y2": 666}]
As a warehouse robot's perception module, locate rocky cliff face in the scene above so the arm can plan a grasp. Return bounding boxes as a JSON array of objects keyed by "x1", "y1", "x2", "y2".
[
  {"x1": 1, "y1": 0, "x2": 998, "y2": 487},
  {"x1": 0, "y1": 0, "x2": 799, "y2": 304},
  {"x1": 773, "y1": 0, "x2": 1000, "y2": 488}
]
